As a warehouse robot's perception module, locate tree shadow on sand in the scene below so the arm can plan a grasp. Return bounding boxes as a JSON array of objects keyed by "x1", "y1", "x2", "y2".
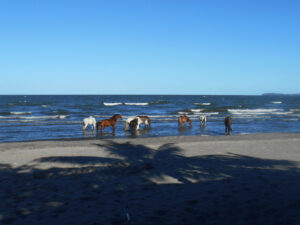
[{"x1": 0, "y1": 141, "x2": 300, "y2": 225}]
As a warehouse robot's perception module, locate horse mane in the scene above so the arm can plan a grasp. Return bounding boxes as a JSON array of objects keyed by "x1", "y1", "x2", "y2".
[{"x1": 110, "y1": 114, "x2": 121, "y2": 120}]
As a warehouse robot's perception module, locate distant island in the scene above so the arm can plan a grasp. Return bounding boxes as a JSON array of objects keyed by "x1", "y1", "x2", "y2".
[{"x1": 262, "y1": 93, "x2": 300, "y2": 96}]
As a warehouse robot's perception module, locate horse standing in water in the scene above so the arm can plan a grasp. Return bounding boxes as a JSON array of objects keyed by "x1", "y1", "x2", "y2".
[
  {"x1": 125, "y1": 115, "x2": 151, "y2": 131},
  {"x1": 178, "y1": 115, "x2": 192, "y2": 128},
  {"x1": 137, "y1": 115, "x2": 151, "y2": 128},
  {"x1": 200, "y1": 115, "x2": 207, "y2": 127},
  {"x1": 96, "y1": 114, "x2": 122, "y2": 133},
  {"x1": 82, "y1": 116, "x2": 96, "y2": 132},
  {"x1": 224, "y1": 116, "x2": 232, "y2": 135}
]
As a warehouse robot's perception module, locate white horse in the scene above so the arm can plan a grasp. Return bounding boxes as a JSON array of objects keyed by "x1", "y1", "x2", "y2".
[
  {"x1": 83, "y1": 116, "x2": 96, "y2": 131},
  {"x1": 200, "y1": 115, "x2": 206, "y2": 126},
  {"x1": 125, "y1": 116, "x2": 149, "y2": 130}
]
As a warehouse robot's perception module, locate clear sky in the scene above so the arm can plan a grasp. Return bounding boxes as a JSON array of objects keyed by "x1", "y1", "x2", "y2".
[{"x1": 0, "y1": 0, "x2": 299, "y2": 95}]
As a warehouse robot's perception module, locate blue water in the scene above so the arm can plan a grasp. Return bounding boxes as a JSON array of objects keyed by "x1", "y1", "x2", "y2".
[{"x1": 0, "y1": 95, "x2": 300, "y2": 142}]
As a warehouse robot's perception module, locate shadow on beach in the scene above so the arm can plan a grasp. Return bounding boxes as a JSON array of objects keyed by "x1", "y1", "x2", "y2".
[{"x1": 1, "y1": 141, "x2": 300, "y2": 225}]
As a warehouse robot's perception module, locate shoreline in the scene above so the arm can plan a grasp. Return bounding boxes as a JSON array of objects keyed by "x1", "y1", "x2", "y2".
[{"x1": 1, "y1": 131, "x2": 300, "y2": 146}]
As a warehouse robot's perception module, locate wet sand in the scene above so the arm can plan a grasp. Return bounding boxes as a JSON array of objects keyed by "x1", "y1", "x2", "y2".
[{"x1": 0, "y1": 133, "x2": 300, "y2": 225}]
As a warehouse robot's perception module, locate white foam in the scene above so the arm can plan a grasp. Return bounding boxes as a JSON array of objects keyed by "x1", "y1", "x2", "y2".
[
  {"x1": 103, "y1": 102, "x2": 123, "y2": 106},
  {"x1": 124, "y1": 102, "x2": 149, "y2": 106},
  {"x1": 178, "y1": 112, "x2": 189, "y2": 115},
  {"x1": 41, "y1": 105, "x2": 50, "y2": 108},
  {"x1": 193, "y1": 112, "x2": 219, "y2": 116},
  {"x1": 11, "y1": 112, "x2": 32, "y2": 115},
  {"x1": 57, "y1": 115, "x2": 68, "y2": 119},
  {"x1": 19, "y1": 115, "x2": 68, "y2": 120},
  {"x1": 228, "y1": 109, "x2": 282, "y2": 115},
  {"x1": 191, "y1": 109, "x2": 204, "y2": 112},
  {"x1": 194, "y1": 103, "x2": 211, "y2": 106},
  {"x1": 272, "y1": 101, "x2": 282, "y2": 104}
]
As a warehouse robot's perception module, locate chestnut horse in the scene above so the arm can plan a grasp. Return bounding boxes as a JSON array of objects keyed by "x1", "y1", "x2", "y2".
[
  {"x1": 178, "y1": 115, "x2": 192, "y2": 128},
  {"x1": 224, "y1": 116, "x2": 232, "y2": 135},
  {"x1": 96, "y1": 114, "x2": 123, "y2": 132}
]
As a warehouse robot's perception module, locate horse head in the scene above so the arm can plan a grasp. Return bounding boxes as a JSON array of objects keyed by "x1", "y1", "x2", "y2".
[
  {"x1": 129, "y1": 118, "x2": 138, "y2": 131},
  {"x1": 112, "y1": 114, "x2": 123, "y2": 121}
]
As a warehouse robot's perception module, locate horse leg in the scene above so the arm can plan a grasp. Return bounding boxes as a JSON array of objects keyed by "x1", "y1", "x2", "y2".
[
  {"x1": 83, "y1": 122, "x2": 87, "y2": 132},
  {"x1": 125, "y1": 122, "x2": 128, "y2": 131}
]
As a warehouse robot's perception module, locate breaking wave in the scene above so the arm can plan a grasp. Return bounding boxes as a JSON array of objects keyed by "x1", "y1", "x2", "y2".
[
  {"x1": 194, "y1": 102, "x2": 212, "y2": 106},
  {"x1": 228, "y1": 109, "x2": 283, "y2": 115},
  {"x1": 124, "y1": 102, "x2": 149, "y2": 106},
  {"x1": 0, "y1": 111, "x2": 32, "y2": 116},
  {"x1": 103, "y1": 102, "x2": 123, "y2": 106}
]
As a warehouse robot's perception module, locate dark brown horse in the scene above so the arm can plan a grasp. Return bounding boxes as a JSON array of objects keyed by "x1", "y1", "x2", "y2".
[
  {"x1": 137, "y1": 115, "x2": 151, "y2": 127},
  {"x1": 129, "y1": 118, "x2": 138, "y2": 131},
  {"x1": 224, "y1": 116, "x2": 232, "y2": 135},
  {"x1": 96, "y1": 114, "x2": 123, "y2": 132},
  {"x1": 178, "y1": 115, "x2": 192, "y2": 128}
]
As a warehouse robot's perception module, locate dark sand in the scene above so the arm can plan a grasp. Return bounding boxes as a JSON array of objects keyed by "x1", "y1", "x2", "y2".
[{"x1": 0, "y1": 133, "x2": 300, "y2": 225}]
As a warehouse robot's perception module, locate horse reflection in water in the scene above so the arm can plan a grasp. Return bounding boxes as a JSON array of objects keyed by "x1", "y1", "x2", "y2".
[
  {"x1": 178, "y1": 115, "x2": 192, "y2": 128},
  {"x1": 96, "y1": 114, "x2": 122, "y2": 134}
]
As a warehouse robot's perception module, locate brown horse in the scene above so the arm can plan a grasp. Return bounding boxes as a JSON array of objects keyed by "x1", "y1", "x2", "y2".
[
  {"x1": 96, "y1": 114, "x2": 123, "y2": 132},
  {"x1": 137, "y1": 115, "x2": 151, "y2": 127},
  {"x1": 224, "y1": 116, "x2": 232, "y2": 135},
  {"x1": 178, "y1": 115, "x2": 192, "y2": 128}
]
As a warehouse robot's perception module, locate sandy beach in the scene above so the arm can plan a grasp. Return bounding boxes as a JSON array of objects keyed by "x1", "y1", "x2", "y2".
[{"x1": 0, "y1": 133, "x2": 300, "y2": 225}]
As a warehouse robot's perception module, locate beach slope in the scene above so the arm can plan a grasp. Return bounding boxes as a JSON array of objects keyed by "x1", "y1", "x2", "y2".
[{"x1": 0, "y1": 133, "x2": 300, "y2": 225}]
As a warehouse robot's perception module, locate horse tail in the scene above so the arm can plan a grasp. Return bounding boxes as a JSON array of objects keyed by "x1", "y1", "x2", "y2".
[
  {"x1": 125, "y1": 122, "x2": 128, "y2": 131},
  {"x1": 96, "y1": 122, "x2": 100, "y2": 132}
]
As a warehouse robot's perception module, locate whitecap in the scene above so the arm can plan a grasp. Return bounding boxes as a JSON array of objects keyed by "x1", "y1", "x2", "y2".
[
  {"x1": 272, "y1": 101, "x2": 282, "y2": 104},
  {"x1": 191, "y1": 109, "x2": 204, "y2": 112},
  {"x1": 193, "y1": 112, "x2": 219, "y2": 116},
  {"x1": 19, "y1": 115, "x2": 68, "y2": 120},
  {"x1": 228, "y1": 109, "x2": 282, "y2": 115},
  {"x1": 103, "y1": 102, "x2": 123, "y2": 106},
  {"x1": 11, "y1": 112, "x2": 32, "y2": 115},
  {"x1": 177, "y1": 112, "x2": 189, "y2": 115},
  {"x1": 194, "y1": 103, "x2": 211, "y2": 106},
  {"x1": 124, "y1": 103, "x2": 149, "y2": 106},
  {"x1": 57, "y1": 115, "x2": 69, "y2": 119}
]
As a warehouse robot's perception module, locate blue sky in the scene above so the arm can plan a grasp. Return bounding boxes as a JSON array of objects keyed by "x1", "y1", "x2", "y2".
[{"x1": 0, "y1": 0, "x2": 299, "y2": 95}]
